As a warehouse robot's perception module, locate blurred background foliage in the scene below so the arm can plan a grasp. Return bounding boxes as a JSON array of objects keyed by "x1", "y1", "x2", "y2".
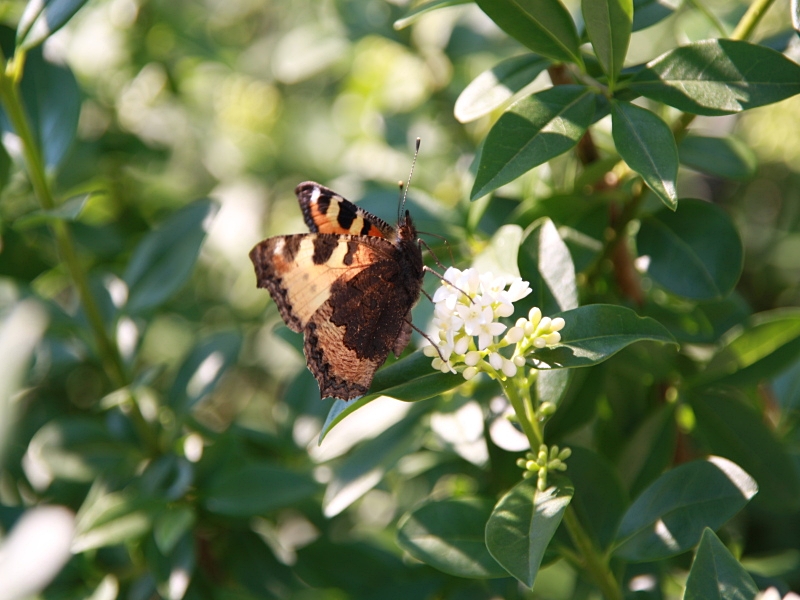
[{"x1": 1, "y1": 0, "x2": 800, "y2": 598}]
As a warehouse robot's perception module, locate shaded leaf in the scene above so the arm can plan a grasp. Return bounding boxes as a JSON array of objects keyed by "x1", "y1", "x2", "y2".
[
  {"x1": 17, "y1": 0, "x2": 89, "y2": 50},
  {"x1": 472, "y1": 86, "x2": 596, "y2": 199},
  {"x1": 531, "y1": 304, "x2": 677, "y2": 368},
  {"x1": 685, "y1": 528, "x2": 759, "y2": 600},
  {"x1": 629, "y1": 39, "x2": 800, "y2": 115},
  {"x1": 582, "y1": 0, "x2": 633, "y2": 85},
  {"x1": 203, "y1": 463, "x2": 319, "y2": 517},
  {"x1": 617, "y1": 403, "x2": 677, "y2": 497},
  {"x1": 124, "y1": 198, "x2": 219, "y2": 313},
  {"x1": 679, "y1": 135, "x2": 757, "y2": 181},
  {"x1": 14, "y1": 193, "x2": 90, "y2": 230},
  {"x1": 153, "y1": 506, "x2": 195, "y2": 555},
  {"x1": 397, "y1": 497, "x2": 507, "y2": 578},
  {"x1": 455, "y1": 54, "x2": 551, "y2": 123},
  {"x1": 614, "y1": 456, "x2": 757, "y2": 562},
  {"x1": 689, "y1": 388, "x2": 800, "y2": 512},
  {"x1": 693, "y1": 308, "x2": 800, "y2": 388},
  {"x1": 611, "y1": 100, "x2": 678, "y2": 209},
  {"x1": 632, "y1": 0, "x2": 679, "y2": 31},
  {"x1": 476, "y1": 0, "x2": 582, "y2": 64},
  {"x1": 637, "y1": 199, "x2": 743, "y2": 300},
  {"x1": 485, "y1": 477, "x2": 573, "y2": 587}
]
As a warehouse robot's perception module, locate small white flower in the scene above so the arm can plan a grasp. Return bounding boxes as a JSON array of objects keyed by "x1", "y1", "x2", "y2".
[
  {"x1": 477, "y1": 320, "x2": 506, "y2": 351},
  {"x1": 501, "y1": 358, "x2": 517, "y2": 377}
]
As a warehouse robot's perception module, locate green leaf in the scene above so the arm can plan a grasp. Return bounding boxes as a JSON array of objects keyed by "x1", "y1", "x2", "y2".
[
  {"x1": 614, "y1": 456, "x2": 757, "y2": 562},
  {"x1": 471, "y1": 86, "x2": 596, "y2": 199},
  {"x1": 124, "y1": 198, "x2": 219, "y2": 313},
  {"x1": 617, "y1": 403, "x2": 677, "y2": 497},
  {"x1": 397, "y1": 497, "x2": 507, "y2": 578},
  {"x1": 485, "y1": 477, "x2": 573, "y2": 587},
  {"x1": 203, "y1": 463, "x2": 319, "y2": 517},
  {"x1": 323, "y1": 409, "x2": 424, "y2": 517},
  {"x1": 566, "y1": 447, "x2": 627, "y2": 550},
  {"x1": 319, "y1": 350, "x2": 463, "y2": 442},
  {"x1": 473, "y1": 223, "x2": 523, "y2": 279},
  {"x1": 73, "y1": 485, "x2": 163, "y2": 553},
  {"x1": 27, "y1": 417, "x2": 142, "y2": 483},
  {"x1": 0, "y1": 45, "x2": 80, "y2": 171},
  {"x1": 582, "y1": 0, "x2": 633, "y2": 85},
  {"x1": 455, "y1": 54, "x2": 551, "y2": 123},
  {"x1": 14, "y1": 193, "x2": 90, "y2": 230},
  {"x1": 17, "y1": 0, "x2": 89, "y2": 50},
  {"x1": 169, "y1": 331, "x2": 242, "y2": 414},
  {"x1": 794, "y1": 0, "x2": 800, "y2": 37},
  {"x1": 518, "y1": 218, "x2": 578, "y2": 315},
  {"x1": 632, "y1": 0, "x2": 678, "y2": 31},
  {"x1": 393, "y1": 0, "x2": 471, "y2": 30},
  {"x1": 475, "y1": 0, "x2": 582, "y2": 64},
  {"x1": 530, "y1": 304, "x2": 677, "y2": 368},
  {"x1": 637, "y1": 199, "x2": 743, "y2": 300},
  {"x1": 611, "y1": 100, "x2": 678, "y2": 209},
  {"x1": 629, "y1": 39, "x2": 800, "y2": 115},
  {"x1": 689, "y1": 388, "x2": 800, "y2": 512},
  {"x1": 694, "y1": 308, "x2": 800, "y2": 388},
  {"x1": 685, "y1": 528, "x2": 759, "y2": 600},
  {"x1": 153, "y1": 506, "x2": 195, "y2": 554},
  {"x1": 679, "y1": 135, "x2": 757, "y2": 181}
]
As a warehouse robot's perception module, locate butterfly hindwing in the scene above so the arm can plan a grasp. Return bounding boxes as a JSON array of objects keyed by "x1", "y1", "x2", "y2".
[{"x1": 296, "y1": 182, "x2": 395, "y2": 238}]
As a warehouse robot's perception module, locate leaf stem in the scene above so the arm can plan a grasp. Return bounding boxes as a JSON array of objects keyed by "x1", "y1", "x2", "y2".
[
  {"x1": 563, "y1": 506, "x2": 623, "y2": 600},
  {"x1": 731, "y1": 0, "x2": 777, "y2": 41}
]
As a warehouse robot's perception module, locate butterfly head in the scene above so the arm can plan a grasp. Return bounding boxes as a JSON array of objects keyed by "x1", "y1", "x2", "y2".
[{"x1": 398, "y1": 209, "x2": 418, "y2": 242}]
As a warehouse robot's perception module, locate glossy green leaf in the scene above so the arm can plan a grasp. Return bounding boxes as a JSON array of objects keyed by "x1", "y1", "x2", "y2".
[
  {"x1": 13, "y1": 193, "x2": 90, "y2": 230},
  {"x1": 485, "y1": 477, "x2": 573, "y2": 587},
  {"x1": 773, "y1": 359, "x2": 800, "y2": 411},
  {"x1": 582, "y1": 0, "x2": 633, "y2": 85},
  {"x1": 629, "y1": 39, "x2": 800, "y2": 115},
  {"x1": 124, "y1": 198, "x2": 219, "y2": 313},
  {"x1": 794, "y1": 0, "x2": 800, "y2": 37},
  {"x1": 536, "y1": 368, "x2": 571, "y2": 407},
  {"x1": 0, "y1": 45, "x2": 80, "y2": 171},
  {"x1": 397, "y1": 497, "x2": 507, "y2": 578},
  {"x1": 685, "y1": 528, "x2": 759, "y2": 600},
  {"x1": 203, "y1": 463, "x2": 319, "y2": 517},
  {"x1": 475, "y1": 0, "x2": 582, "y2": 64},
  {"x1": 17, "y1": 0, "x2": 89, "y2": 50},
  {"x1": 694, "y1": 308, "x2": 800, "y2": 388},
  {"x1": 689, "y1": 389, "x2": 800, "y2": 512},
  {"x1": 393, "y1": 0, "x2": 471, "y2": 30},
  {"x1": 471, "y1": 86, "x2": 596, "y2": 199},
  {"x1": 632, "y1": 0, "x2": 678, "y2": 31},
  {"x1": 169, "y1": 331, "x2": 242, "y2": 414},
  {"x1": 473, "y1": 224, "x2": 523, "y2": 279},
  {"x1": 319, "y1": 350, "x2": 463, "y2": 442},
  {"x1": 530, "y1": 304, "x2": 677, "y2": 368},
  {"x1": 611, "y1": 100, "x2": 678, "y2": 209},
  {"x1": 566, "y1": 447, "x2": 627, "y2": 549},
  {"x1": 323, "y1": 409, "x2": 424, "y2": 517},
  {"x1": 455, "y1": 54, "x2": 551, "y2": 123},
  {"x1": 637, "y1": 199, "x2": 743, "y2": 300},
  {"x1": 153, "y1": 506, "x2": 195, "y2": 554},
  {"x1": 679, "y1": 135, "x2": 757, "y2": 181},
  {"x1": 518, "y1": 218, "x2": 578, "y2": 315},
  {"x1": 614, "y1": 456, "x2": 757, "y2": 562}
]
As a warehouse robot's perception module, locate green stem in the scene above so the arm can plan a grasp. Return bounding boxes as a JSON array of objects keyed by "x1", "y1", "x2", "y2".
[
  {"x1": 563, "y1": 507, "x2": 623, "y2": 600},
  {"x1": 731, "y1": 0, "x2": 777, "y2": 41},
  {"x1": 499, "y1": 376, "x2": 541, "y2": 449}
]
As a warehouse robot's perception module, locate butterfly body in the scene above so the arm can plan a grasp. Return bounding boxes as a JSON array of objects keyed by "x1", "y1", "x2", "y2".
[{"x1": 250, "y1": 182, "x2": 424, "y2": 401}]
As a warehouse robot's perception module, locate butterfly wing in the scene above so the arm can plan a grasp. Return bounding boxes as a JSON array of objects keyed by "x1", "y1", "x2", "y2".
[
  {"x1": 250, "y1": 233, "x2": 422, "y2": 400},
  {"x1": 295, "y1": 182, "x2": 395, "y2": 238}
]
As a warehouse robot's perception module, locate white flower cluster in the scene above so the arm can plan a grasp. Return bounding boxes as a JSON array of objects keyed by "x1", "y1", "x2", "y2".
[{"x1": 424, "y1": 267, "x2": 566, "y2": 380}]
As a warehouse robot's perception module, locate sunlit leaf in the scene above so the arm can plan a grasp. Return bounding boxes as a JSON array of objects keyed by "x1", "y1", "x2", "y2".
[
  {"x1": 17, "y1": 0, "x2": 90, "y2": 50},
  {"x1": 393, "y1": 0, "x2": 471, "y2": 30}
]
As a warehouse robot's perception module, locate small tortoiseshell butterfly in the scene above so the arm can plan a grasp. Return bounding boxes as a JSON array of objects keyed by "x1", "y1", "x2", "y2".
[{"x1": 249, "y1": 177, "x2": 424, "y2": 401}]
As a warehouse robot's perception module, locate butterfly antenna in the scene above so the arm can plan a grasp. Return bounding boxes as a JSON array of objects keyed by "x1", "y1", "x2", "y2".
[{"x1": 399, "y1": 137, "x2": 421, "y2": 223}]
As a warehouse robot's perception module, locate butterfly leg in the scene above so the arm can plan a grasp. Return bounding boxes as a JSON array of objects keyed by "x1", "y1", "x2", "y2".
[
  {"x1": 422, "y1": 266, "x2": 474, "y2": 304},
  {"x1": 406, "y1": 318, "x2": 448, "y2": 363}
]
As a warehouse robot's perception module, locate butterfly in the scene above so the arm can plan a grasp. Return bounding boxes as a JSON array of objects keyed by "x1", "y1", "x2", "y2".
[{"x1": 249, "y1": 181, "x2": 425, "y2": 401}]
